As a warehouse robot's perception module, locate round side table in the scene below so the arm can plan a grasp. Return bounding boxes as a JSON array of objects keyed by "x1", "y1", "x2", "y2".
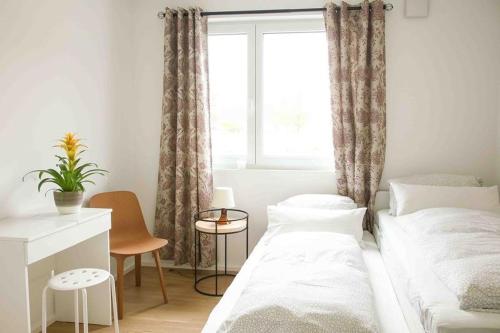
[{"x1": 194, "y1": 209, "x2": 248, "y2": 296}]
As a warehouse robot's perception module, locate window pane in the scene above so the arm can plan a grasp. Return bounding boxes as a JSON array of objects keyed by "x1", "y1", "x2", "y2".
[
  {"x1": 261, "y1": 32, "x2": 332, "y2": 162},
  {"x1": 208, "y1": 34, "x2": 248, "y2": 166}
]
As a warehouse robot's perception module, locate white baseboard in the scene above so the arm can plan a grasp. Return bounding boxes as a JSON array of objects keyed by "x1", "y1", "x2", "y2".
[
  {"x1": 116, "y1": 256, "x2": 242, "y2": 278},
  {"x1": 141, "y1": 256, "x2": 241, "y2": 273},
  {"x1": 31, "y1": 314, "x2": 56, "y2": 333}
]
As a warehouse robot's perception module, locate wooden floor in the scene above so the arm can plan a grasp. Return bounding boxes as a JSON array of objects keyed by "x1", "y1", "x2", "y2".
[{"x1": 47, "y1": 267, "x2": 233, "y2": 333}]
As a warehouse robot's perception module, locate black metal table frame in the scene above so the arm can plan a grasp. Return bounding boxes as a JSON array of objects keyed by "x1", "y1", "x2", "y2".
[{"x1": 194, "y1": 208, "x2": 249, "y2": 296}]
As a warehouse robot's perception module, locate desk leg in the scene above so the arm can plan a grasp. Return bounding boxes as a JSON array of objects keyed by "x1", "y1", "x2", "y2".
[
  {"x1": 115, "y1": 255, "x2": 125, "y2": 320},
  {"x1": 55, "y1": 231, "x2": 112, "y2": 325},
  {"x1": 0, "y1": 242, "x2": 31, "y2": 333}
]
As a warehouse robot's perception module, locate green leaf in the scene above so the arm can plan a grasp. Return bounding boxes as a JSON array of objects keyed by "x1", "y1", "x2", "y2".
[
  {"x1": 55, "y1": 155, "x2": 67, "y2": 162},
  {"x1": 21, "y1": 170, "x2": 51, "y2": 182},
  {"x1": 78, "y1": 172, "x2": 106, "y2": 182},
  {"x1": 74, "y1": 163, "x2": 99, "y2": 174},
  {"x1": 24, "y1": 150, "x2": 109, "y2": 193},
  {"x1": 44, "y1": 188, "x2": 58, "y2": 196},
  {"x1": 37, "y1": 178, "x2": 57, "y2": 192}
]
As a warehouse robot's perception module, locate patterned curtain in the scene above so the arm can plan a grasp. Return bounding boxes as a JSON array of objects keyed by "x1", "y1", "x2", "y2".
[
  {"x1": 155, "y1": 8, "x2": 214, "y2": 267},
  {"x1": 324, "y1": 0, "x2": 386, "y2": 231}
]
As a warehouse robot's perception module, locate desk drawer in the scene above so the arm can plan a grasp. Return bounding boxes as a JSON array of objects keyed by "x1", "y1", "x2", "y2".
[{"x1": 26, "y1": 214, "x2": 111, "y2": 265}]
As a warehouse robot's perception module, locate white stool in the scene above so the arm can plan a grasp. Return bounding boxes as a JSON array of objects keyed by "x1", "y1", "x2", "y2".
[{"x1": 42, "y1": 268, "x2": 119, "y2": 333}]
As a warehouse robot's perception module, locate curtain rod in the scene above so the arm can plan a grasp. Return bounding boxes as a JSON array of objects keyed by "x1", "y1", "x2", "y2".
[{"x1": 157, "y1": 4, "x2": 393, "y2": 19}]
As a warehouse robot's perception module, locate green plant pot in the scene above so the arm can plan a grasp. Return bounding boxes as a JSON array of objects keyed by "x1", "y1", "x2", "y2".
[{"x1": 53, "y1": 191, "x2": 84, "y2": 215}]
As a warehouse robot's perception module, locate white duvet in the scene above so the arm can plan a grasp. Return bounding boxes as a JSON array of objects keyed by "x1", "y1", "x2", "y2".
[
  {"x1": 397, "y1": 207, "x2": 500, "y2": 312},
  {"x1": 216, "y1": 232, "x2": 379, "y2": 333}
]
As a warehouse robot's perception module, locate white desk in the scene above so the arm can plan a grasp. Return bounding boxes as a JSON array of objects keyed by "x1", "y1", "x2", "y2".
[{"x1": 0, "y1": 208, "x2": 112, "y2": 333}]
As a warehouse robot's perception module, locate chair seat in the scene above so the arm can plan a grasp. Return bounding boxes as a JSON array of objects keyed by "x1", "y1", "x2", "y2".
[
  {"x1": 49, "y1": 268, "x2": 110, "y2": 291},
  {"x1": 111, "y1": 236, "x2": 168, "y2": 256}
]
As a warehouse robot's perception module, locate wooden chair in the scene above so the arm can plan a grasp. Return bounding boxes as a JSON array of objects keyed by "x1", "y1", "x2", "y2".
[{"x1": 89, "y1": 191, "x2": 168, "y2": 319}]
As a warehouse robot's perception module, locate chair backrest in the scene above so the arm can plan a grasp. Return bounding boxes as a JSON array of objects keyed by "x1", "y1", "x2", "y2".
[{"x1": 89, "y1": 191, "x2": 150, "y2": 244}]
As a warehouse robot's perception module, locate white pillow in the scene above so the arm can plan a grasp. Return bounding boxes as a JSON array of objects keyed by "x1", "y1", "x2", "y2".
[
  {"x1": 391, "y1": 183, "x2": 499, "y2": 216},
  {"x1": 267, "y1": 205, "x2": 366, "y2": 242},
  {"x1": 277, "y1": 194, "x2": 357, "y2": 210},
  {"x1": 388, "y1": 174, "x2": 482, "y2": 215}
]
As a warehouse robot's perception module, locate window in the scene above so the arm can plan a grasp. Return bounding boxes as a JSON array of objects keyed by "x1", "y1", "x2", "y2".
[
  {"x1": 208, "y1": 33, "x2": 249, "y2": 166},
  {"x1": 208, "y1": 20, "x2": 332, "y2": 169}
]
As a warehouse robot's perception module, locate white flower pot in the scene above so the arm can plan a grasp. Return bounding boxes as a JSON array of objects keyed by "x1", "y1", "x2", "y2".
[{"x1": 53, "y1": 192, "x2": 84, "y2": 215}]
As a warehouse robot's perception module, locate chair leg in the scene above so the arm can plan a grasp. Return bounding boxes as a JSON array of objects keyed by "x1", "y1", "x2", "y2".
[
  {"x1": 135, "y1": 254, "x2": 141, "y2": 287},
  {"x1": 74, "y1": 289, "x2": 79, "y2": 333},
  {"x1": 42, "y1": 286, "x2": 49, "y2": 333},
  {"x1": 109, "y1": 275, "x2": 120, "y2": 333},
  {"x1": 115, "y1": 255, "x2": 125, "y2": 319},
  {"x1": 81, "y1": 289, "x2": 88, "y2": 333},
  {"x1": 153, "y1": 250, "x2": 168, "y2": 304}
]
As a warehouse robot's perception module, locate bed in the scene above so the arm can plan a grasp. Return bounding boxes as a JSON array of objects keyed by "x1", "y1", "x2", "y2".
[
  {"x1": 202, "y1": 228, "x2": 409, "y2": 333},
  {"x1": 374, "y1": 190, "x2": 500, "y2": 333}
]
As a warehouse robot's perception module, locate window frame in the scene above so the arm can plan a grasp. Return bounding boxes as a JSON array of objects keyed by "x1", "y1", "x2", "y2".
[{"x1": 208, "y1": 19, "x2": 332, "y2": 170}]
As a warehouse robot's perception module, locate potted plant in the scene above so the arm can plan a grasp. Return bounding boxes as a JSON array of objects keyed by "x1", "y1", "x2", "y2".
[{"x1": 23, "y1": 133, "x2": 108, "y2": 214}]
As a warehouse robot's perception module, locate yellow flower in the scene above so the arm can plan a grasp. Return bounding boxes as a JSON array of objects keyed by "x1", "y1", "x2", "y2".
[
  {"x1": 67, "y1": 147, "x2": 77, "y2": 160},
  {"x1": 56, "y1": 132, "x2": 86, "y2": 168}
]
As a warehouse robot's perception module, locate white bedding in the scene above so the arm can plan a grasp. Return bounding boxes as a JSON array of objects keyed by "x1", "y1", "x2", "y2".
[
  {"x1": 203, "y1": 231, "x2": 409, "y2": 333},
  {"x1": 216, "y1": 231, "x2": 378, "y2": 333},
  {"x1": 397, "y1": 208, "x2": 500, "y2": 311},
  {"x1": 376, "y1": 209, "x2": 500, "y2": 333}
]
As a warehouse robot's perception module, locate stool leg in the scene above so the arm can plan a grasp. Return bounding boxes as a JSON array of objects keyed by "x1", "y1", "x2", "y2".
[
  {"x1": 74, "y1": 289, "x2": 79, "y2": 333},
  {"x1": 81, "y1": 288, "x2": 88, "y2": 333},
  {"x1": 109, "y1": 275, "x2": 120, "y2": 333},
  {"x1": 42, "y1": 286, "x2": 49, "y2": 333}
]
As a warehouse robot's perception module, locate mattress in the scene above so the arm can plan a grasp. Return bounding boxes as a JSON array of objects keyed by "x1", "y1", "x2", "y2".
[
  {"x1": 376, "y1": 209, "x2": 500, "y2": 333},
  {"x1": 202, "y1": 230, "x2": 409, "y2": 333}
]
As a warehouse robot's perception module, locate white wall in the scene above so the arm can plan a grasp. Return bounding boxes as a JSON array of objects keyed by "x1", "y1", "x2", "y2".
[
  {"x1": 0, "y1": 0, "x2": 133, "y2": 218},
  {"x1": 3, "y1": 0, "x2": 499, "y2": 270},
  {"x1": 383, "y1": 0, "x2": 500, "y2": 186},
  {"x1": 0, "y1": 0, "x2": 134, "y2": 329},
  {"x1": 123, "y1": 0, "x2": 500, "y2": 269}
]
